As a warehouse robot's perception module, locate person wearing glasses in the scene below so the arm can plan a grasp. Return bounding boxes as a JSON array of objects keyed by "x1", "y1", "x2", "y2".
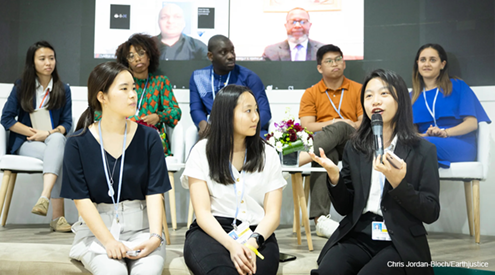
[
  {"x1": 96, "y1": 33, "x2": 181, "y2": 156},
  {"x1": 298, "y1": 44, "x2": 363, "y2": 239},
  {"x1": 262, "y1": 7, "x2": 324, "y2": 61}
]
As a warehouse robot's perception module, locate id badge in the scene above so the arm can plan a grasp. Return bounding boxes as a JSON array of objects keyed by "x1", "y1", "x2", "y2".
[
  {"x1": 371, "y1": 221, "x2": 391, "y2": 241},
  {"x1": 228, "y1": 222, "x2": 253, "y2": 244},
  {"x1": 110, "y1": 218, "x2": 121, "y2": 241}
]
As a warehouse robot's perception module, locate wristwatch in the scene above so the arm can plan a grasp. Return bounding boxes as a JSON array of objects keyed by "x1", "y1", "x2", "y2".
[
  {"x1": 249, "y1": 232, "x2": 265, "y2": 248},
  {"x1": 150, "y1": 233, "x2": 164, "y2": 246}
]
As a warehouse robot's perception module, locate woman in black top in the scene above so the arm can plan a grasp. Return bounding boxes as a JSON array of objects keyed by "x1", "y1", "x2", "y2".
[{"x1": 61, "y1": 62, "x2": 171, "y2": 275}]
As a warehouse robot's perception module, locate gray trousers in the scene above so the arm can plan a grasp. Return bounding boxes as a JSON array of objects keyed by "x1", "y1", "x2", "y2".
[
  {"x1": 309, "y1": 122, "x2": 356, "y2": 219},
  {"x1": 18, "y1": 132, "x2": 66, "y2": 199},
  {"x1": 69, "y1": 200, "x2": 166, "y2": 275}
]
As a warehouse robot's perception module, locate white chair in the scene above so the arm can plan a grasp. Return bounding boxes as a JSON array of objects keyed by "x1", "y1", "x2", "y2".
[
  {"x1": 438, "y1": 121, "x2": 490, "y2": 244},
  {"x1": 184, "y1": 125, "x2": 199, "y2": 228},
  {"x1": 0, "y1": 126, "x2": 44, "y2": 226},
  {"x1": 165, "y1": 121, "x2": 185, "y2": 231}
]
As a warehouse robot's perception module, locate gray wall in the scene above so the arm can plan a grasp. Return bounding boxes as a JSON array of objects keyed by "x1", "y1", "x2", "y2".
[{"x1": 1, "y1": 0, "x2": 494, "y2": 88}]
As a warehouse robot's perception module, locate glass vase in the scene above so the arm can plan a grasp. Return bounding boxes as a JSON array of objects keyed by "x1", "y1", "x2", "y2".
[{"x1": 280, "y1": 150, "x2": 300, "y2": 166}]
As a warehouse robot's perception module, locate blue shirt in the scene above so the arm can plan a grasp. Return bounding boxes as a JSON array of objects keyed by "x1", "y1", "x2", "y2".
[
  {"x1": 189, "y1": 64, "x2": 272, "y2": 137},
  {"x1": 412, "y1": 78, "x2": 491, "y2": 167}
]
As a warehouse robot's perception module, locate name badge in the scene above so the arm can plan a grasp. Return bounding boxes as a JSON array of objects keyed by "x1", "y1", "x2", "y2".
[
  {"x1": 110, "y1": 218, "x2": 121, "y2": 241},
  {"x1": 228, "y1": 222, "x2": 253, "y2": 244},
  {"x1": 371, "y1": 221, "x2": 391, "y2": 241}
]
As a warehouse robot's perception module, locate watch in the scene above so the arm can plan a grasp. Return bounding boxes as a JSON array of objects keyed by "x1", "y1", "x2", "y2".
[
  {"x1": 249, "y1": 232, "x2": 265, "y2": 248},
  {"x1": 150, "y1": 233, "x2": 164, "y2": 246}
]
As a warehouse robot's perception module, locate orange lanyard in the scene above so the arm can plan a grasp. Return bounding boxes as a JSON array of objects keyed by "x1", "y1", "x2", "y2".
[{"x1": 39, "y1": 88, "x2": 50, "y2": 109}]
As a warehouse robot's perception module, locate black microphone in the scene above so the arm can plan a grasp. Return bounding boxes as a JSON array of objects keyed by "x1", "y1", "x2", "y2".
[{"x1": 371, "y1": 113, "x2": 384, "y2": 161}]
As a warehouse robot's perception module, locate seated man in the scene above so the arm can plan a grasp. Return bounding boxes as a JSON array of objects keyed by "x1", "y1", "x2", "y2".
[
  {"x1": 299, "y1": 44, "x2": 363, "y2": 238},
  {"x1": 189, "y1": 35, "x2": 272, "y2": 137},
  {"x1": 263, "y1": 7, "x2": 324, "y2": 61},
  {"x1": 153, "y1": 3, "x2": 208, "y2": 60}
]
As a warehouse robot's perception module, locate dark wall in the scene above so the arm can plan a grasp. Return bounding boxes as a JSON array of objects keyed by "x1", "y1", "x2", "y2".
[{"x1": 1, "y1": 0, "x2": 494, "y2": 89}]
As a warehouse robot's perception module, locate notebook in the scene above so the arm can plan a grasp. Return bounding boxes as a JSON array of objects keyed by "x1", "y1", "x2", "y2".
[{"x1": 29, "y1": 108, "x2": 53, "y2": 131}]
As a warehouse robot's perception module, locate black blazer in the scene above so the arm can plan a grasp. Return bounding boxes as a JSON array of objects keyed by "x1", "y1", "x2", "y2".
[{"x1": 317, "y1": 139, "x2": 440, "y2": 275}]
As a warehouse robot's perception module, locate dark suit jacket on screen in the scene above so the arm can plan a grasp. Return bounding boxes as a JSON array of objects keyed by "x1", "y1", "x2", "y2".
[
  {"x1": 262, "y1": 39, "x2": 324, "y2": 61},
  {"x1": 317, "y1": 139, "x2": 440, "y2": 275}
]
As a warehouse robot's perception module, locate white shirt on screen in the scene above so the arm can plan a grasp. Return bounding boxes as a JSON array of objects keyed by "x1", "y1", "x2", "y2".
[
  {"x1": 288, "y1": 39, "x2": 309, "y2": 61},
  {"x1": 181, "y1": 139, "x2": 287, "y2": 225}
]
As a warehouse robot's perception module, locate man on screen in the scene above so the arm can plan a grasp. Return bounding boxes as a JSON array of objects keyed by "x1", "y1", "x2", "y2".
[
  {"x1": 263, "y1": 7, "x2": 324, "y2": 61},
  {"x1": 153, "y1": 3, "x2": 208, "y2": 60},
  {"x1": 189, "y1": 35, "x2": 272, "y2": 137}
]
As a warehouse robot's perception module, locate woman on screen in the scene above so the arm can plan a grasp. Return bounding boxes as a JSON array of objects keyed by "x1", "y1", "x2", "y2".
[
  {"x1": 1, "y1": 40, "x2": 72, "y2": 232},
  {"x1": 181, "y1": 85, "x2": 286, "y2": 275},
  {"x1": 96, "y1": 33, "x2": 181, "y2": 156},
  {"x1": 61, "y1": 62, "x2": 170, "y2": 275},
  {"x1": 411, "y1": 43, "x2": 491, "y2": 168},
  {"x1": 311, "y1": 69, "x2": 440, "y2": 275}
]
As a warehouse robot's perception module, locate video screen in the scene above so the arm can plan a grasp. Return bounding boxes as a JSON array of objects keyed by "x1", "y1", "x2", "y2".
[
  {"x1": 230, "y1": 0, "x2": 364, "y2": 61},
  {"x1": 94, "y1": 0, "x2": 229, "y2": 60}
]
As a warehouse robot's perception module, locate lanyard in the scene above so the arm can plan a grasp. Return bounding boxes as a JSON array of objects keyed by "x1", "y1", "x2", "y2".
[
  {"x1": 135, "y1": 77, "x2": 150, "y2": 117},
  {"x1": 423, "y1": 88, "x2": 440, "y2": 127},
  {"x1": 211, "y1": 69, "x2": 231, "y2": 101},
  {"x1": 325, "y1": 89, "x2": 345, "y2": 119},
  {"x1": 39, "y1": 88, "x2": 50, "y2": 109},
  {"x1": 98, "y1": 121, "x2": 127, "y2": 222},
  {"x1": 229, "y1": 150, "x2": 247, "y2": 229}
]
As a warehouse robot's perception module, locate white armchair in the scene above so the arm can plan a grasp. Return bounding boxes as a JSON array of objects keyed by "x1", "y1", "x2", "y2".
[
  {"x1": 438, "y1": 121, "x2": 491, "y2": 243},
  {"x1": 165, "y1": 121, "x2": 184, "y2": 232},
  {"x1": 184, "y1": 125, "x2": 199, "y2": 228}
]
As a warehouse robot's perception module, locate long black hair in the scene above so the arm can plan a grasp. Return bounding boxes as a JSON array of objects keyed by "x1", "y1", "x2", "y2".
[
  {"x1": 17, "y1": 41, "x2": 66, "y2": 113},
  {"x1": 204, "y1": 85, "x2": 266, "y2": 185},
  {"x1": 75, "y1": 62, "x2": 131, "y2": 132},
  {"x1": 351, "y1": 69, "x2": 420, "y2": 158}
]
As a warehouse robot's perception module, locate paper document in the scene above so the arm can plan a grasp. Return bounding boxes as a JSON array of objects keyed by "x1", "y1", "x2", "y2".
[
  {"x1": 89, "y1": 240, "x2": 141, "y2": 254},
  {"x1": 29, "y1": 108, "x2": 52, "y2": 131}
]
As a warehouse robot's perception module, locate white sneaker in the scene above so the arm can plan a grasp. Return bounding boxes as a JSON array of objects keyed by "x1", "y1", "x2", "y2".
[{"x1": 315, "y1": 215, "x2": 339, "y2": 238}]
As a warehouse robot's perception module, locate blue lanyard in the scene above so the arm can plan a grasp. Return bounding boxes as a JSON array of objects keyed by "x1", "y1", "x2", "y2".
[
  {"x1": 229, "y1": 150, "x2": 247, "y2": 229},
  {"x1": 211, "y1": 69, "x2": 231, "y2": 101},
  {"x1": 423, "y1": 88, "x2": 440, "y2": 127},
  {"x1": 325, "y1": 89, "x2": 345, "y2": 119},
  {"x1": 98, "y1": 121, "x2": 127, "y2": 222},
  {"x1": 135, "y1": 77, "x2": 149, "y2": 117}
]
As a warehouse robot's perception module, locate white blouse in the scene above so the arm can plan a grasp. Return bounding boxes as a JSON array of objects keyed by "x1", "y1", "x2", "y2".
[{"x1": 181, "y1": 139, "x2": 287, "y2": 225}]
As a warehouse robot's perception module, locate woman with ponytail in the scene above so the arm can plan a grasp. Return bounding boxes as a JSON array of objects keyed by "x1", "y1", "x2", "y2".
[
  {"x1": 1, "y1": 40, "x2": 72, "y2": 232},
  {"x1": 61, "y1": 61, "x2": 171, "y2": 275}
]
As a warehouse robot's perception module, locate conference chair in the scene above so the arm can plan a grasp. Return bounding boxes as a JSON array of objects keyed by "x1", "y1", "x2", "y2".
[
  {"x1": 438, "y1": 121, "x2": 490, "y2": 244},
  {"x1": 165, "y1": 121, "x2": 185, "y2": 231}
]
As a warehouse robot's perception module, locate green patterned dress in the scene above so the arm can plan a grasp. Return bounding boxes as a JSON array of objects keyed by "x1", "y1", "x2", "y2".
[{"x1": 96, "y1": 73, "x2": 181, "y2": 156}]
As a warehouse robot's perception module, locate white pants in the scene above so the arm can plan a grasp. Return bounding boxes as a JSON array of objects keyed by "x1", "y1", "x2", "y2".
[{"x1": 69, "y1": 200, "x2": 166, "y2": 275}]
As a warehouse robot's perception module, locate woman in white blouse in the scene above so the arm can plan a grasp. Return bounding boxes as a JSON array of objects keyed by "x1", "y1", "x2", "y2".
[{"x1": 181, "y1": 85, "x2": 286, "y2": 275}]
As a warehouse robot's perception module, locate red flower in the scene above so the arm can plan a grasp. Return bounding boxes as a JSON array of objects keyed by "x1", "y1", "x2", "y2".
[
  {"x1": 293, "y1": 124, "x2": 303, "y2": 132},
  {"x1": 286, "y1": 119, "x2": 294, "y2": 127}
]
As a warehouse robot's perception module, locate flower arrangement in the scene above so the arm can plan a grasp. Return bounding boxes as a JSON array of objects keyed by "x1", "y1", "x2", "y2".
[{"x1": 265, "y1": 109, "x2": 314, "y2": 155}]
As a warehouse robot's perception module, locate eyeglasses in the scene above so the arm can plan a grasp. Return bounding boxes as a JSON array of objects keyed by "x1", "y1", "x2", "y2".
[
  {"x1": 287, "y1": 19, "x2": 309, "y2": 26},
  {"x1": 127, "y1": 50, "x2": 146, "y2": 62},
  {"x1": 322, "y1": 56, "x2": 343, "y2": 65}
]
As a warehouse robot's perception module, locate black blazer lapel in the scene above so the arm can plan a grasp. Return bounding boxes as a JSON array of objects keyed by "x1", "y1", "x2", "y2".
[{"x1": 359, "y1": 153, "x2": 372, "y2": 204}]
